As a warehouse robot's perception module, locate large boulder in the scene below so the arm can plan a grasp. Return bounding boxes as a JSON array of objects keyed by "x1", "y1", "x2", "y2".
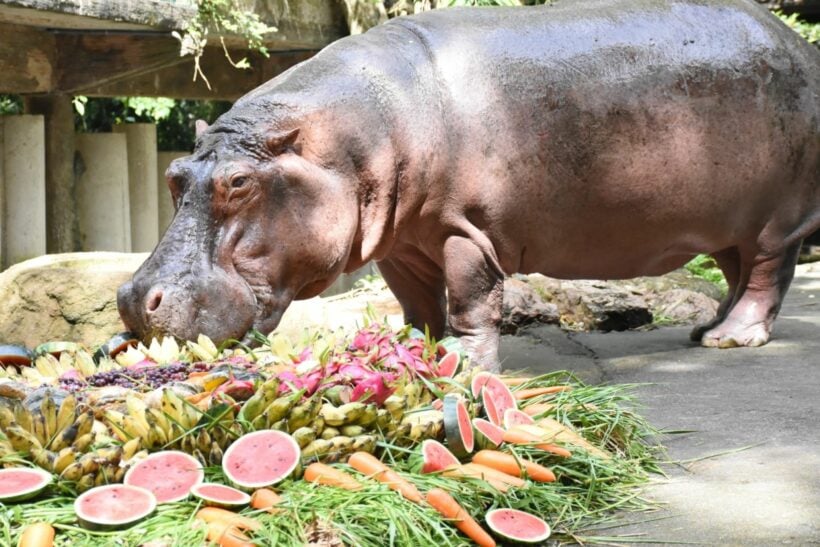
[{"x1": 0, "y1": 253, "x2": 148, "y2": 348}]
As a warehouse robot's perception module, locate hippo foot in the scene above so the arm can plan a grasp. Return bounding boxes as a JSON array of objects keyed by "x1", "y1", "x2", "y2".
[{"x1": 700, "y1": 320, "x2": 770, "y2": 349}]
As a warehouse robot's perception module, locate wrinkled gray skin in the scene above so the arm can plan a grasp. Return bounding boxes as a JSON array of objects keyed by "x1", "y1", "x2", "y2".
[{"x1": 119, "y1": 0, "x2": 820, "y2": 372}]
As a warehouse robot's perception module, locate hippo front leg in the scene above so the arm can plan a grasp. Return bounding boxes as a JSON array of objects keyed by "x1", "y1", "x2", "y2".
[
  {"x1": 442, "y1": 236, "x2": 505, "y2": 373},
  {"x1": 378, "y1": 253, "x2": 447, "y2": 338}
]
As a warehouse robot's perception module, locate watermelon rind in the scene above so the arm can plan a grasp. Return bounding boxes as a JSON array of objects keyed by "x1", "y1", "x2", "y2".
[
  {"x1": 473, "y1": 418, "x2": 505, "y2": 449},
  {"x1": 93, "y1": 332, "x2": 139, "y2": 362},
  {"x1": 485, "y1": 508, "x2": 551, "y2": 543},
  {"x1": 33, "y1": 341, "x2": 80, "y2": 357},
  {"x1": 421, "y1": 439, "x2": 460, "y2": 473},
  {"x1": 222, "y1": 430, "x2": 301, "y2": 489},
  {"x1": 0, "y1": 344, "x2": 33, "y2": 367},
  {"x1": 74, "y1": 484, "x2": 157, "y2": 531},
  {"x1": 190, "y1": 482, "x2": 251, "y2": 509},
  {"x1": 443, "y1": 394, "x2": 474, "y2": 458},
  {"x1": 503, "y1": 408, "x2": 535, "y2": 430},
  {"x1": 123, "y1": 450, "x2": 204, "y2": 503},
  {"x1": 0, "y1": 467, "x2": 52, "y2": 503},
  {"x1": 433, "y1": 351, "x2": 460, "y2": 378},
  {"x1": 478, "y1": 375, "x2": 517, "y2": 426},
  {"x1": 470, "y1": 371, "x2": 493, "y2": 399}
]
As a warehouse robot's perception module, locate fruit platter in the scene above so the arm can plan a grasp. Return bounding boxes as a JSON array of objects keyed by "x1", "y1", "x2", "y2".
[{"x1": 0, "y1": 318, "x2": 661, "y2": 546}]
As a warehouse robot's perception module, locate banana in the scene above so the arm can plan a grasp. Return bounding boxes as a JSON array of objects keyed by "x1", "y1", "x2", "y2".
[
  {"x1": 55, "y1": 393, "x2": 77, "y2": 436},
  {"x1": 352, "y1": 434, "x2": 377, "y2": 453},
  {"x1": 292, "y1": 427, "x2": 316, "y2": 448},
  {"x1": 403, "y1": 382, "x2": 422, "y2": 409},
  {"x1": 40, "y1": 391, "x2": 58, "y2": 443},
  {"x1": 123, "y1": 415, "x2": 150, "y2": 442},
  {"x1": 301, "y1": 439, "x2": 333, "y2": 459},
  {"x1": 76, "y1": 474, "x2": 96, "y2": 492},
  {"x1": 5, "y1": 423, "x2": 42, "y2": 454},
  {"x1": 375, "y1": 409, "x2": 392, "y2": 430},
  {"x1": 31, "y1": 447, "x2": 57, "y2": 472},
  {"x1": 354, "y1": 404, "x2": 378, "y2": 427},
  {"x1": 126, "y1": 395, "x2": 151, "y2": 432},
  {"x1": 60, "y1": 461, "x2": 84, "y2": 482},
  {"x1": 97, "y1": 445, "x2": 124, "y2": 466},
  {"x1": 78, "y1": 453, "x2": 100, "y2": 476},
  {"x1": 340, "y1": 425, "x2": 366, "y2": 437},
  {"x1": 180, "y1": 433, "x2": 197, "y2": 455},
  {"x1": 286, "y1": 401, "x2": 314, "y2": 432},
  {"x1": 187, "y1": 339, "x2": 217, "y2": 362},
  {"x1": 72, "y1": 433, "x2": 94, "y2": 453},
  {"x1": 409, "y1": 421, "x2": 436, "y2": 441},
  {"x1": 75, "y1": 350, "x2": 98, "y2": 377},
  {"x1": 250, "y1": 414, "x2": 267, "y2": 431},
  {"x1": 53, "y1": 447, "x2": 78, "y2": 474},
  {"x1": 147, "y1": 408, "x2": 172, "y2": 439},
  {"x1": 20, "y1": 367, "x2": 46, "y2": 385},
  {"x1": 321, "y1": 427, "x2": 341, "y2": 440},
  {"x1": 160, "y1": 389, "x2": 186, "y2": 425},
  {"x1": 33, "y1": 354, "x2": 59, "y2": 378},
  {"x1": 103, "y1": 409, "x2": 128, "y2": 439},
  {"x1": 122, "y1": 438, "x2": 142, "y2": 462},
  {"x1": 0, "y1": 403, "x2": 17, "y2": 429},
  {"x1": 193, "y1": 448, "x2": 208, "y2": 466},
  {"x1": 328, "y1": 435, "x2": 354, "y2": 453},
  {"x1": 167, "y1": 422, "x2": 187, "y2": 448},
  {"x1": 401, "y1": 409, "x2": 443, "y2": 426},
  {"x1": 56, "y1": 352, "x2": 75, "y2": 376},
  {"x1": 208, "y1": 442, "x2": 224, "y2": 466},
  {"x1": 270, "y1": 419, "x2": 288, "y2": 432},
  {"x1": 196, "y1": 429, "x2": 212, "y2": 454},
  {"x1": 264, "y1": 392, "x2": 301, "y2": 427},
  {"x1": 418, "y1": 389, "x2": 434, "y2": 407},
  {"x1": 31, "y1": 412, "x2": 48, "y2": 447},
  {"x1": 383, "y1": 395, "x2": 406, "y2": 419}
]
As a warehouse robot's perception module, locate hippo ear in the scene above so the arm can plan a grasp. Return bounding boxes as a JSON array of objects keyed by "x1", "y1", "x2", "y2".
[
  {"x1": 266, "y1": 128, "x2": 301, "y2": 156},
  {"x1": 195, "y1": 119, "x2": 209, "y2": 138}
]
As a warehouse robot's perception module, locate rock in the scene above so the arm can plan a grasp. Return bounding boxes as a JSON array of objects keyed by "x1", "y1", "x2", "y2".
[
  {"x1": 0, "y1": 252, "x2": 147, "y2": 349},
  {"x1": 646, "y1": 289, "x2": 719, "y2": 326},
  {"x1": 501, "y1": 277, "x2": 560, "y2": 334}
]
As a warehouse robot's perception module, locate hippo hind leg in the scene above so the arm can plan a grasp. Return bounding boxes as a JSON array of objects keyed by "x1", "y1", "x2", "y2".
[
  {"x1": 699, "y1": 240, "x2": 801, "y2": 348},
  {"x1": 689, "y1": 247, "x2": 741, "y2": 342}
]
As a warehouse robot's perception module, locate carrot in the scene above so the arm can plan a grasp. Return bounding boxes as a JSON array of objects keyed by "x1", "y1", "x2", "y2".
[
  {"x1": 522, "y1": 403, "x2": 555, "y2": 416},
  {"x1": 250, "y1": 488, "x2": 283, "y2": 513},
  {"x1": 471, "y1": 449, "x2": 556, "y2": 482},
  {"x1": 206, "y1": 520, "x2": 255, "y2": 547},
  {"x1": 502, "y1": 428, "x2": 572, "y2": 458},
  {"x1": 514, "y1": 386, "x2": 572, "y2": 400},
  {"x1": 18, "y1": 522, "x2": 54, "y2": 547},
  {"x1": 195, "y1": 507, "x2": 261, "y2": 532},
  {"x1": 500, "y1": 376, "x2": 532, "y2": 387},
  {"x1": 426, "y1": 488, "x2": 496, "y2": 547},
  {"x1": 533, "y1": 419, "x2": 612, "y2": 460},
  {"x1": 304, "y1": 462, "x2": 362, "y2": 491},
  {"x1": 347, "y1": 451, "x2": 423, "y2": 503},
  {"x1": 441, "y1": 464, "x2": 514, "y2": 492},
  {"x1": 462, "y1": 463, "x2": 526, "y2": 487}
]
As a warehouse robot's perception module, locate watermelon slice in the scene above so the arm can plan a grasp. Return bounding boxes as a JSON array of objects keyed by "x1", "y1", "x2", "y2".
[
  {"x1": 443, "y1": 394, "x2": 474, "y2": 458},
  {"x1": 0, "y1": 344, "x2": 33, "y2": 367},
  {"x1": 503, "y1": 408, "x2": 535, "y2": 429},
  {"x1": 421, "y1": 439, "x2": 460, "y2": 473},
  {"x1": 476, "y1": 374, "x2": 517, "y2": 426},
  {"x1": 190, "y1": 483, "x2": 251, "y2": 508},
  {"x1": 0, "y1": 468, "x2": 51, "y2": 502},
  {"x1": 473, "y1": 418, "x2": 505, "y2": 449},
  {"x1": 124, "y1": 451, "x2": 203, "y2": 503},
  {"x1": 485, "y1": 508, "x2": 551, "y2": 543},
  {"x1": 74, "y1": 484, "x2": 157, "y2": 530},
  {"x1": 433, "y1": 351, "x2": 460, "y2": 378},
  {"x1": 223, "y1": 430, "x2": 301, "y2": 489}
]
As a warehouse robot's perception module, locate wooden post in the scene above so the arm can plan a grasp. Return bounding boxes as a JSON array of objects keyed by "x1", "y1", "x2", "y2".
[{"x1": 24, "y1": 94, "x2": 79, "y2": 253}]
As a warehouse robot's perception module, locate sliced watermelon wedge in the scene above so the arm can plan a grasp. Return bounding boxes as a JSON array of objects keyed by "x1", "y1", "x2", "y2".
[
  {"x1": 421, "y1": 439, "x2": 460, "y2": 473},
  {"x1": 443, "y1": 394, "x2": 474, "y2": 458},
  {"x1": 476, "y1": 374, "x2": 517, "y2": 426},
  {"x1": 433, "y1": 351, "x2": 460, "y2": 378},
  {"x1": 223, "y1": 430, "x2": 301, "y2": 489},
  {"x1": 0, "y1": 468, "x2": 51, "y2": 503},
  {"x1": 190, "y1": 483, "x2": 251, "y2": 508},
  {"x1": 503, "y1": 408, "x2": 535, "y2": 429},
  {"x1": 75, "y1": 484, "x2": 157, "y2": 531},
  {"x1": 124, "y1": 450, "x2": 203, "y2": 503},
  {"x1": 473, "y1": 418, "x2": 505, "y2": 449},
  {"x1": 486, "y1": 507, "x2": 551, "y2": 543}
]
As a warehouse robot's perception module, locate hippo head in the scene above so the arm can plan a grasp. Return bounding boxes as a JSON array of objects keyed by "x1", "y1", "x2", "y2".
[{"x1": 118, "y1": 116, "x2": 361, "y2": 344}]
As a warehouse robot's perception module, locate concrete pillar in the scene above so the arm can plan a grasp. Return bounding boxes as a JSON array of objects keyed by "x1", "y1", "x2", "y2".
[
  {"x1": 75, "y1": 133, "x2": 131, "y2": 252},
  {"x1": 24, "y1": 95, "x2": 79, "y2": 253},
  {"x1": 156, "y1": 151, "x2": 188, "y2": 237},
  {"x1": 114, "y1": 124, "x2": 158, "y2": 252},
  {"x1": 2, "y1": 115, "x2": 46, "y2": 269}
]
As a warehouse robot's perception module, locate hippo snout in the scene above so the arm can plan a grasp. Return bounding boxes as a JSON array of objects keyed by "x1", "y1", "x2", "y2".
[{"x1": 117, "y1": 269, "x2": 259, "y2": 344}]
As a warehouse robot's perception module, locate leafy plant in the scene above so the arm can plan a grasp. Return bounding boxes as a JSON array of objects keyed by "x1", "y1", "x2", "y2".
[
  {"x1": 684, "y1": 254, "x2": 728, "y2": 294},
  {"x1": 776, "y1": 10, "x2": 820, "y2": 44},
  {"x1": 174, "y1": 0, "x2": 278, "y2": 88}
]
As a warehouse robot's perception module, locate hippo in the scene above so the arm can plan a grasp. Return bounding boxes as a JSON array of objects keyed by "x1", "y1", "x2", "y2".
[{"x1": 118, "y1": 0, "x2": 820, "y2": 371}]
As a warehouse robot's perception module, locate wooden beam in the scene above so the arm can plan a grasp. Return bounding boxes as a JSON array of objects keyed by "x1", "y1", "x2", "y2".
[
  {"x1": 54, "y1": 31, "x2": 185, "y2": 94},
  {"x1": 80, "y1": 47, "x2": 318, "y2": 100},
  {"x1": 0, "y1": 22, "x2": 55, "y2": 93}
]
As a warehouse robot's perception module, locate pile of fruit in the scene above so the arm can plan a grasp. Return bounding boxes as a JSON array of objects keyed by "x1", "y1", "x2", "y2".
[{"x1": 0, "y1": 321, "x2": 661, "y2": 546}]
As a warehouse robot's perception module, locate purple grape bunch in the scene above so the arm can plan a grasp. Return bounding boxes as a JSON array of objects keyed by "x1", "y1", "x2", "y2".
[{"x1": 58, "y1": 361, "x2": 211, "y2": 392}]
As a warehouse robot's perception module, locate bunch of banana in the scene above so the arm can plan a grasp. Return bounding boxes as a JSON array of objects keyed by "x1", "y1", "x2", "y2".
[
  {"x1": 237, "y1": 377, "x2": 280, "y2": 423},
  {"x1": 392, "y1": 409, "x2": 445, "y2": 446},
  {"x1": 246, "y1": 388, "x2": 304, "y2": 431},
  {"x1": 301, "y1": 433, "x2": 378, "y2": 463},
  {"x1": 186, "y1": 334, "x2": 221, "y2": 363}
]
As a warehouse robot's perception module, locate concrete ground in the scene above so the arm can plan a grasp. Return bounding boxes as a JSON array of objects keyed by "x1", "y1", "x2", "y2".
[{"x1": 499, "y1": 263, "x2": 820, "y2": 546}]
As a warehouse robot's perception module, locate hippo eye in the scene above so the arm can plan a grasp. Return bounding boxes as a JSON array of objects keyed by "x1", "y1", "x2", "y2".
[{"x1": 230, "y1": 176, "x2": 248, "y2": 190}]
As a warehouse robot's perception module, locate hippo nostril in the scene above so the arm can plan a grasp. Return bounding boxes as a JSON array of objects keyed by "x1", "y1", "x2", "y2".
[{"x1": 145, "y1": 289, "x2": 164, "y2": 314}]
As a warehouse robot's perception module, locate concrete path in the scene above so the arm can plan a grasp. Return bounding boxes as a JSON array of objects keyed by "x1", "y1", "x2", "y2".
[{"x1": 499, "y1": 263, "x2": 820, "y2": 546}]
